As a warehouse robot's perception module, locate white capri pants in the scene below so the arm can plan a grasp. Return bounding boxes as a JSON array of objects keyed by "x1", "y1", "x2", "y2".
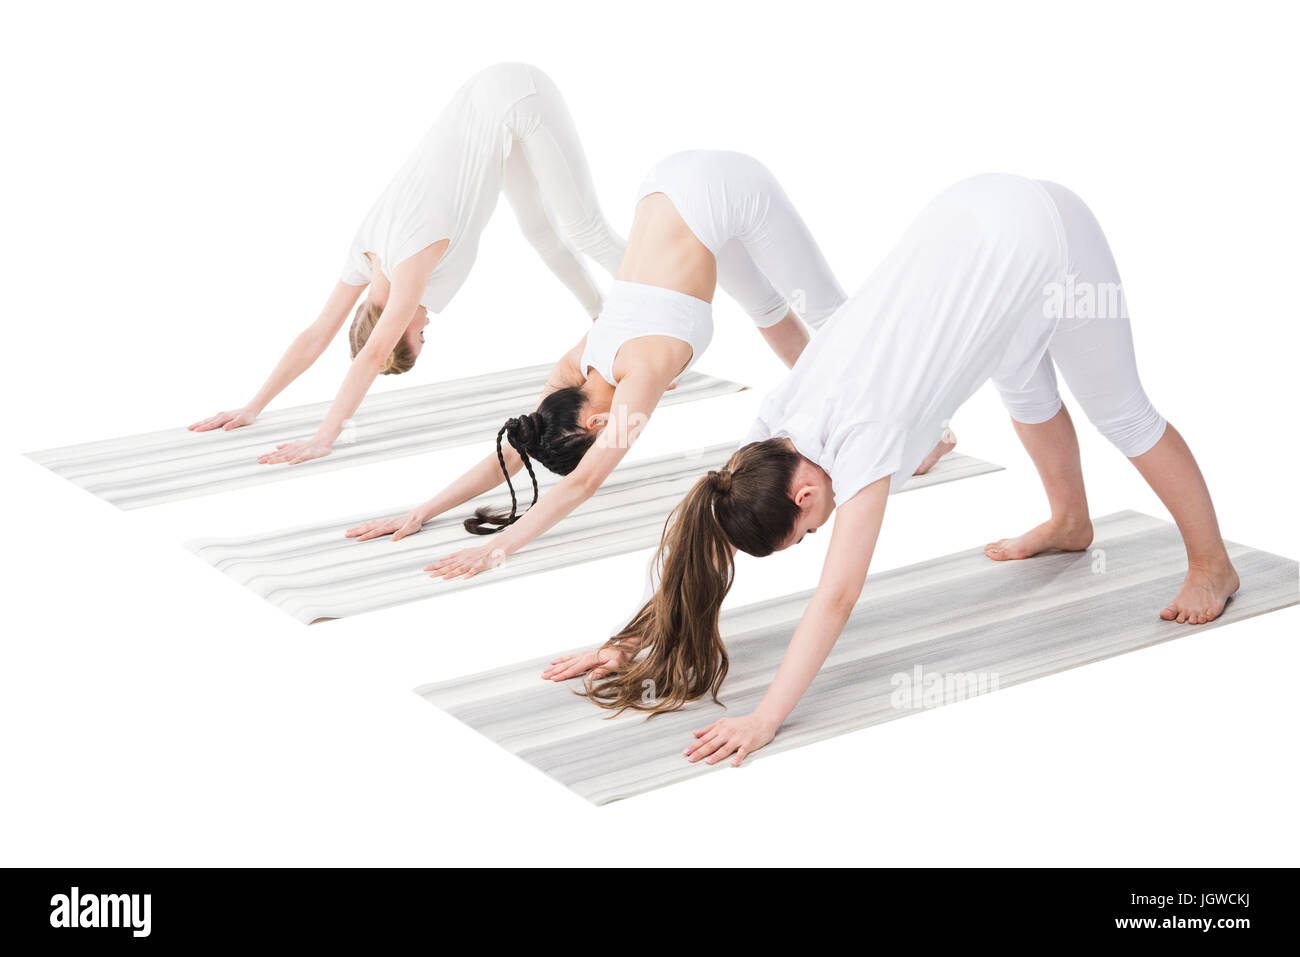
[
  {"x1": 500, "y1": 68, "x2": 626, "y2": 317},
  {"x1": 639, "y1": 150, "x2": 847, "y2": 329},
  {"x1": 994, "y1": 181, "x2": 1167, "y2": 458}
]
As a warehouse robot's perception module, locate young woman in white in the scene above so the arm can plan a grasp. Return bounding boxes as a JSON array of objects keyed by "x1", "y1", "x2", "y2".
[
  {"x1": 188, "y1": 63, "x2": 624, "y2": 464},
  {"x1": 543, "y1": 174, "x2": 1240, "y2": 768},
  {"x1": 346, "y1": 151, "x2": 953, "y2": 559}
]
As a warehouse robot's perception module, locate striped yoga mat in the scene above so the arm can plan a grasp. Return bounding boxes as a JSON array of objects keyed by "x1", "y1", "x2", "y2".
[
  {"x1": 189, "y1": 449, "x2": 1002, "y2": 623},
  {"x1": 417, "y1": 511, "x2": 1298, "y2": 805},
  {"x1": 26, "y1": 365, "x2": 746, "y2": 509}
]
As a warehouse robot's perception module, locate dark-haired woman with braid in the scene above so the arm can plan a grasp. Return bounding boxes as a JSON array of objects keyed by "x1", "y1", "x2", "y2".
[
  {"x1": 347, "y1": 151, "x2": 957, "y2": 552},
  {"x1": 544, "y1": 174, "x2": 1239, "y2": 768}
]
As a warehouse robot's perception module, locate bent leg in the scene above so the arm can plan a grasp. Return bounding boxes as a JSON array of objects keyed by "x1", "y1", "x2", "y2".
[
  {"x1": 736, "y1": 170, "x2": 846, "y2": 329},
  {"x1": 1042, "y1": 181, "x2": 1237, "y2": 622},
  {"x1": 990, "y1": 354, "x2": 1094, "y2": 559},
  {"x1": 503, "y1": 148, "x2": 605, "y2": 318},
  {"x1": 913, "y1": 427, "x2": 957, "y2": 476},
  {"x1": 715, "y1": 238, "x2": 791, "y2": 328},
  {"x1": 1129, "y1": 427, "x2": 1239, "y2": 623},
  {"x1": 512, "y1": 70, "x2": 625, "y2": 276}
]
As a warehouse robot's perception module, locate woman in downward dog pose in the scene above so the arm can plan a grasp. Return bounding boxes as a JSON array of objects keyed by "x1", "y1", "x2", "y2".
[
  {"x1": 544, "y1": 173, "x2": 1240, "y2": 767},
  {"x1": 188, "y1": 63, "x2": 624, "y2": 464},
  {"x1": 347, "y1": 150, "x2": 954, "y2": 562}
]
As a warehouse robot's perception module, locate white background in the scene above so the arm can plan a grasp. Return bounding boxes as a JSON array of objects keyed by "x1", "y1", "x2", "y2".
[{"x1": 2, "y1": 0, "x2": 1296, "y2": 865}]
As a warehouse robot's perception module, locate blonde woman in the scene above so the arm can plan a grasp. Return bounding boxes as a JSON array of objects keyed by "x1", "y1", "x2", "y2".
[
  {"x1": 188, "y1": 63, "x2": 624, "y2": 464},
  {"x1": 545, "y1": 174, "x2": 1239, "y2": 768}
]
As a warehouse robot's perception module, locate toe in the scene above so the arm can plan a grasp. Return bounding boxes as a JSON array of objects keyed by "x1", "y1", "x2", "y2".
[{"x1": 984, "y1": 540, "x2": 1009, "y2": 559}]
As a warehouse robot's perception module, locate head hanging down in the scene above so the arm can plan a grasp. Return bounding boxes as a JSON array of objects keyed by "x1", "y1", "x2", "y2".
[
  {"x1": 580, "y1": 438, "x2": 808, "y2": 716},
  {"x1": 464, "y1": 387, "x2": 602, "y2": 535}
]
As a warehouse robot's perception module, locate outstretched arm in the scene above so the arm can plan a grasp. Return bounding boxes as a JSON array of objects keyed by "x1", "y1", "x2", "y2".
[
  {"x1": 344, "y1": 444, "x2": 529, "y2": 541},
  {"x1": 188, "y1": 279, "x2": 365, "y2": 432},
  {"x1": 258, "y1": 244, "x2": 442, "y2": 465},
  {"x1": 686, "y1": 475, "x2": 890, "y2": 767},
  {"x1": 344, "y1": 338, "x2": 590, "y2": 542},
  {"x1": 425, "y1": 360, "x2": 673, "y2": 580}
]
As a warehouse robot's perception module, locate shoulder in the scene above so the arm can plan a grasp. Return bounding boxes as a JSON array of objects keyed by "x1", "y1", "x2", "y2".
[
  {"x1": 612, "y1": 336, "x2": 691, "y2": 386},
  {"x1": 823, "y1": 421, "x2": 910, "y2": 507}
]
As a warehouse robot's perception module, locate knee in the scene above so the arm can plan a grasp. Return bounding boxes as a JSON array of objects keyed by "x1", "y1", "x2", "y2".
[
  {"x1": 517, "y1": 216, "x2": 566, "y2": 257},
  {"x1": 803, "y1": 294, "x2": 848, "y2": 329},
  {"x1": 1002, "y1": 392, "x2": 1064, "y2": 426},
  {"x1": 561, "y1": 210, "x2": 611, "y2": 244},
  {"x1": 1091, "y1": 396, "x2": 1167, "y2": 457},
  {"x1": 563, "y1": 215, "x2": 625, "y2": 270},
  {"x1": 751, "y1": 299, "x2": 789, "y2": 328}
]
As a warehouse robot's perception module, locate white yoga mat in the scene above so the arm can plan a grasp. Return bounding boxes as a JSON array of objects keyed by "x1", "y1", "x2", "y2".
[
  {"x1": 26, "y1": 365, "x2": 746, "y2": 509},
  {"x1": 189, "y1": 449, "x2": 1002, "y2": 623},
  {"x1": 417, "y1": 511, "x2": 1299, "y2": 805}
]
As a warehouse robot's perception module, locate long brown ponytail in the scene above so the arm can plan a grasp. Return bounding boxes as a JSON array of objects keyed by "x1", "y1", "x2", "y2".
[{"x1": 582, "y1": 439, "x2": 803, "y2": 716}]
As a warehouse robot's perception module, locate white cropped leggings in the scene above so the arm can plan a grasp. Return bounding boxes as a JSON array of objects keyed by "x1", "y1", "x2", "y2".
[
  {"x1": 994, "y1": 181, "x2": 1167, "y2": 458},
  {"x1": 640, "y1": 150, "x2": 847, "y2": 329},
  {"x1": 712, "y1": 186, "x2": 847, "y2": 330},
  {"x1": 501, "y1": 69, "x2": 626, "y2": 318}
]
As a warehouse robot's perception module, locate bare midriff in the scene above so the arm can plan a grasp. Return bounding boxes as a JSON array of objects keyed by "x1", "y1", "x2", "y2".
[{"x1": 615, "y1": 193, "x2": 716, "y2": 301}]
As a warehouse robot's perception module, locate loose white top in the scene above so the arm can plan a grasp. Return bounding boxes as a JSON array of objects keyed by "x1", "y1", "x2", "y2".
[
  {"x1": 747, "y1": 174, "x2": 1068, "y2": 505},
  {"x1": 340, "y1": 63, "x2": 538, "y2": 312}
]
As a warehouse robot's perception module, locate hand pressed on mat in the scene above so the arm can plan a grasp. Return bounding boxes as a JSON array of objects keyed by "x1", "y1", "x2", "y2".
[
  {"x1": 426, "y1": 543, "x2": 506, "y2": 581},
  {"x1": 686, "y1": 713, "x2": 779, "y2": 768}
]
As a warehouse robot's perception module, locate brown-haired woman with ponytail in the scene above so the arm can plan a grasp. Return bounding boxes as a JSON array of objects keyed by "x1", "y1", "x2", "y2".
[
  {"x1": 344, "y1": 150, "x2": 863, "y2": 558},
  {"x1": 188, "y1": 64, "x2": 624, "y2": 464},
  {"x1": 545, "y1": 174, "x2": 1239, "y2": 769}
]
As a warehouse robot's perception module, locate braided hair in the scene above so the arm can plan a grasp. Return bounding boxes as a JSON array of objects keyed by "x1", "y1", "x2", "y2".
[{"x1": 463, "y1": 386, "x2": 598, "y2": 535}]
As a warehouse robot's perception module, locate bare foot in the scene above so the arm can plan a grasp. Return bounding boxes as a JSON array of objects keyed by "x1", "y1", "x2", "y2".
[
  {"x1": 1161, "y1": 559, "x2": 1239, "y2": 624},
  {"x1": 984, "y1": 516, "x2": 1094, "y2": 561},
  {"x1": 914, "y1": 429, "x2": 957, "y2": 475}
]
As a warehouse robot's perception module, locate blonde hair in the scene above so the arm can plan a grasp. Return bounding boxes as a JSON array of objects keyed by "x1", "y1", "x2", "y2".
[{"x1": 348, "y1": 300, "x2": 418, "y2": 375}]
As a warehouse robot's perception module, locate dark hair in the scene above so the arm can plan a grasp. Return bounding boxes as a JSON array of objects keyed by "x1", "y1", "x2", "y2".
[
  {"x1": 580, "y1": 438, "x2": 802, "y2": 716},
  {"x1": 463, "y1": 386, "x2": 597, "y2": 535}
]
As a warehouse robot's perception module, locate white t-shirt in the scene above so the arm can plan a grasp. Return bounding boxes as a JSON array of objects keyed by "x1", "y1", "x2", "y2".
[
  {"x1": 746, "y1": 174, "x2": 1068, "y2": 506},
  {"x1": 339, "y1": 63, "x2": 539, "y2": 312}
]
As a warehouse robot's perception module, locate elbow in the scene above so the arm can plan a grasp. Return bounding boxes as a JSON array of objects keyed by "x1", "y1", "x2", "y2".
[
  {"x1": 570, "y1": 469, "x2": 603, "y2": 498},
  {"x1": 352, "y1": 344, "x2": 390, "y2": 375},
  {"x1": 296, "y1": 328, "x2": 332, "y2": 355},
  {"x1": 559, "y1": 460, "x2": 607, "y2": 499},
  {"x1": 821, "y1": 583, "x2": 863, "y2": 618}
]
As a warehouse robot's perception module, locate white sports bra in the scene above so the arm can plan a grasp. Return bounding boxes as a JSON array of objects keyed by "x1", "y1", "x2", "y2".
[{"x1": 580, "y1": 280, "x2": 714, "y2": 386}]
